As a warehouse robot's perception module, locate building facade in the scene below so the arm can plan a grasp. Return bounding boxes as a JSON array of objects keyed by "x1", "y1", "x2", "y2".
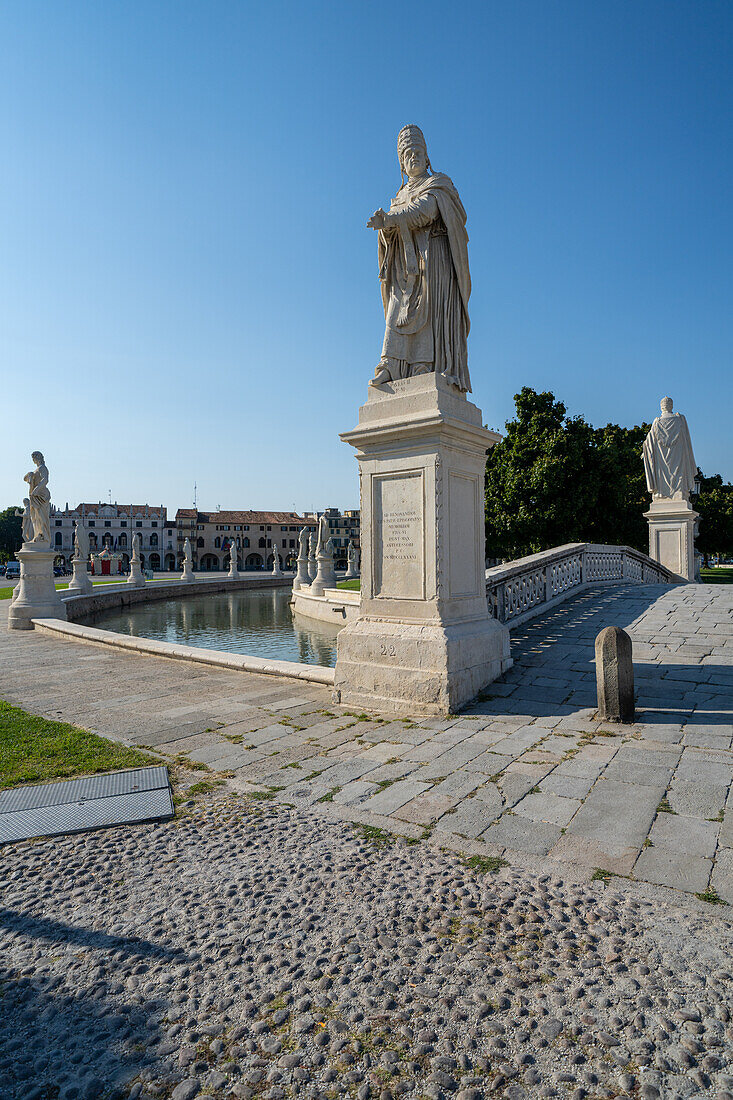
[
  {"x1": 174, "y1": 508, "x2": 360, "y2": 571},
  {"x1": 50, "y1": 503, "x2": 172, "y2": 571}
]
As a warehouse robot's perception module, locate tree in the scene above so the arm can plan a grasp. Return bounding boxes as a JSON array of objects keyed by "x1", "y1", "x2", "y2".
[
  {"x1": 694, "y1": 474, "x2": 733, "y2": 562},
  {"x1": 485, "y1": 388, "x2": 650, "y2": 559},
  {"x1": 0, "y1": 506, "x2": 22, "y2": 563}
]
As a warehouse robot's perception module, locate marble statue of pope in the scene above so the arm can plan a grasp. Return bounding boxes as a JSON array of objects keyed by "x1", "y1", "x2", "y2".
[
  {"x1": 368, "y1": 124, "x2": 472, "y2": 393},
  {"x1": 643, "y1": 397, "x2": 697, "y2": 500}
]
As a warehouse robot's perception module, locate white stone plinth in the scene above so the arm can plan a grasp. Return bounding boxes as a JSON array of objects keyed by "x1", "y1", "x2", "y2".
[
  {"x1": 180, "y1": 562, "x2": 195, "y2": 583},
  {"x1": 228, "y1": 565, "x2": 240, "y2": 580},
  {"x1": 8, "y1": 545, "x2": 68, "y2": 630},
  {"x1": 68, "y1": 557, "x2": 93, "y2": 595},
  {"x1": 127, "y1": 559, "x2": 146, "y2": 587},
  {"x1": 334, "y1": 373, "x2": 511, "y2": 715},
  {"x1": 644, "y1": 499, "x2": 698, "y2": 581}
]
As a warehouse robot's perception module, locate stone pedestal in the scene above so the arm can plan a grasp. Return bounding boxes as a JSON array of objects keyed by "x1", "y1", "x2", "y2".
[
  {"x1": 180, "y1": 561, "x2": 195, "y2": 583},
  {"x1": 293, "y1": 549, "x2": 310, "y2": 593},
  {"x1": 68, "y1": 556, "x2": 93, "y2": 595},
  {"x1": 311, "y1": 550, "x2": 336, "y2": 596},
  {"x1": 334, "y1": 373, "x2": 512, "y2": 716},
  {"x1": 644, "y1": 499, "x2": 698, "y2": 581},
  {"x1": 271, "y1": 555, "x2": 282, "y2": 578},
  {"x1": 8, "y1": 545, "x2": 68, "y2": 630},
  {"x1": 228, "y1": 561, "x2": 240, "y2": 580},
  {"x1": 127, "y1": 558, "x2": 146, "y2": 587}
]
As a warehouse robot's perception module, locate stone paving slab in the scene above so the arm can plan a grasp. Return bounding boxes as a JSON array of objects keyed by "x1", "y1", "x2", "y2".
[{"x1": 1, "y1": 583, "x2": 732, "y2": 896}]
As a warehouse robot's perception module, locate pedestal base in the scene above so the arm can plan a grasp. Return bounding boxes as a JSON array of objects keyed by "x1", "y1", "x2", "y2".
[
  {"x1": 180, "y1": 565, "x2": 195, "y2": 583},
  {"x1": 334, "y1": 616, "x2": 511, "y2": 716},
  {"x1": 127, "y1": 561, "x2": 146, "y2": 587},
  {"x1": 228, "y1": 567, "x2": 240, "y2": 579},
  {"x1": 8, "y1": 546, "x2": 68, "y2": 630},
  {"x1": 645, "y1": 499, "x2": 698, "y2": 581},
  {"x1": 67, "y1": 557, "x2": 93, "y2": 595},
  {"x1": 334, "y1": 372, "x2": 510, "y2": 715}
]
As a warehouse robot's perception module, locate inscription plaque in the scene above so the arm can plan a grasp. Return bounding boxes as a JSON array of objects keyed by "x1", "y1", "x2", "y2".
[
  {"x1": 658, "y1": 529, "x2": 681, "y2": 575},
  {"x1": 373, "y1": 472, "x2": 424, "y2": 600}
]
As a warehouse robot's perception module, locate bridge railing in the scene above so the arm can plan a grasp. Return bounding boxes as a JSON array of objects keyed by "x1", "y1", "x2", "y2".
[{"x1": 486, "y1": 543, "x2": 676, "y2": 627}]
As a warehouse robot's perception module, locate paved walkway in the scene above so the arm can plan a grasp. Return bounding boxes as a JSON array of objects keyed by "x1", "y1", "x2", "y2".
[{"x1": 2, "y1": 583, "x2": 732, "y2": 899}]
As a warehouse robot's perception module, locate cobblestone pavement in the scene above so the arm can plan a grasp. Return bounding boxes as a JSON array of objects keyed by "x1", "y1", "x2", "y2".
[
  {"x1": 1, "y1": 584, "x2": 732, "y2": 899},
  {"x1": 2, "y1": 796, "x2": 733, "y2": 1100}
]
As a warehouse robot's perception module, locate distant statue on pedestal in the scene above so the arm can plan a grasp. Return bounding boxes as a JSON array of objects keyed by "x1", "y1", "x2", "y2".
[
  {"x1": 23, "y1": 452, "x2": 52, "y2": 545},
  {"x1": 345, "y1": 539, "x2": 360, "y2": 579},
  {"x1": 293, "y1": 526, "x2": 311, "y2": 593},
  {"x1": 367, "y1": 125, "x2": 471, "y2": 392},
  {"x1": 308, "y1": 531, "x2": 317, "y2": 581},
  {"x1": 127, "y1": 532, "x2": 145, "y2": 587},
  {"x1": 228, "y1": 540, "x2": 239, "y2": 578},
  {"x1": 643, "y1": 397, "x2": 697, "y2": 501},
  {"x1": 68, "y1": 521, "x2": 93, "y2": 594},
  {"x1": 181, "y1": 537, "x2": 195, "y2": 582},
  {"x1": 271, "y1": 543, "x2": 282, "y2": 576},
  {"x1": 643, "y1": 397, "x2": 699, "y2": 582},
  {"x1": 8, "y1": 450, "x2": 67, "y2": 630}
]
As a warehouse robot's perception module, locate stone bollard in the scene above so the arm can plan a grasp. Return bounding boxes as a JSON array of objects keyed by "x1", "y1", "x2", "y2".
[{"x1": 595, "y1": 626, "x2": 634, "y2": 722}]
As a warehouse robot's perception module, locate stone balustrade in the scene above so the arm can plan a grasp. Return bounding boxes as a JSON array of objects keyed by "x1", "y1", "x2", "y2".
[{"x1": 486, "y1": 543, "x2": 676, "y2": 627}]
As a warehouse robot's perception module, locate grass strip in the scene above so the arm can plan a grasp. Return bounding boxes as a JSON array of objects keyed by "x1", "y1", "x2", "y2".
[{"x1": 0, "y1": 700, "x2": 152, "y2": 789}]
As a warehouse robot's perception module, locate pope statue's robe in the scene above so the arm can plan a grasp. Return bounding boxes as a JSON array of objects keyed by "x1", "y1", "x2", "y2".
[
  {"x1": 377, "y1": 172, "x2": 471, "y2": 393},
  {"x1": 643, "y1": 412, "x2": 697, "y2": 499}
]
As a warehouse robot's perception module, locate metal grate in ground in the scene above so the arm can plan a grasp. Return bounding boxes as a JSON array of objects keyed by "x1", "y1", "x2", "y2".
[{"x1": 0, "y1": 766, "x2": 174, "y2": 845}]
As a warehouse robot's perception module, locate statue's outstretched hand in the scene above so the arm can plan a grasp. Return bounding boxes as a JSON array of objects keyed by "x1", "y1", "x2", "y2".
[{"x1": 367, "y1": 209, "x2": 386, "y2": 230}]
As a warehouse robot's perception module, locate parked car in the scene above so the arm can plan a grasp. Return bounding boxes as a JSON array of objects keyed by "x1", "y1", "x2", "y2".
[{"x1": 5, "y1": 562, "x2": 20, "y2": 580}]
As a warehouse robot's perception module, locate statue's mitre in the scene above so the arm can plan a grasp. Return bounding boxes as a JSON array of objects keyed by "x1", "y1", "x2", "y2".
[{"x1": 397, "y1": 124, "x2": 427, "y2": 154}]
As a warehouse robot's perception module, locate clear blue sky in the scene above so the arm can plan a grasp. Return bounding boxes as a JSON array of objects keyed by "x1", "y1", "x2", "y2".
[{"x1": 2, "y1": 0, "x2": 731, "y2": 516}]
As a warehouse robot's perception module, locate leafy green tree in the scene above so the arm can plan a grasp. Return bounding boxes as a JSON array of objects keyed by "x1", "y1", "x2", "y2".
[
  {"x1": 485, "y1": 388, "x2": 651, "y2": 559},
  {"x1": 0, "y1": 506, "x2": 22, "y2": 563},
  {"x1": 694, "y1": 474, "x2": 733, "y2": 562},
  {"x1": 484, "y1": 388, "x2": 601, "y2": 559}
]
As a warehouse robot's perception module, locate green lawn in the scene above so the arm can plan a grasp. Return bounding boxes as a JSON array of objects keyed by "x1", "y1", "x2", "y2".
[
  {"x1": 701, "y1": 567, "x2": 733, "y2": 584},
  {"x1": 0, "y1": 578, "x2": 131, "y2": 600},
  {"x1": 0, "y1": 700, "x2": 152, "y2": 789},
  {"x1": 337, "y1": 578, "x2": 361, "y2": 590}
]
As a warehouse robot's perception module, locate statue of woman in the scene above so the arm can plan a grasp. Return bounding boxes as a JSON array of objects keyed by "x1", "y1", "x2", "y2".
[
  {"x1": 74, "y1": 522, "x2": 89, "y2": 561},
  {"x1": 367, "y1": 125, "x2": 471, "y2": 393},
  {"x1": 23, "y1": 451, "x2": 52, "y2": 544}
]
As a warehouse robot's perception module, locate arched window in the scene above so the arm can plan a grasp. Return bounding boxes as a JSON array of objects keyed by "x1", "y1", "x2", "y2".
[
  {"x1": 150, "y1": 533, "x2": 158, "y2": 547},
  {"x1": 118, "y1": 533, "x2": 127, "y2": 548},
  {"x1": 54, "y1": 532, "x2": 62, "y2": 547},
  {"x1": 197, "y1": 537, "x2": 205, "y2": 548},
  {"x1": 244, "y1": 537, "x2": 250, "y2": 548},
  {"x1": 258, "y1": 537, "x2": 266, "y2": 548},
  {"x1": 89, "y1": 534, "x2": 97, "y2": 549},
  {"x1": 214, "y1": 537, "x2": 221, "y2": 548}
]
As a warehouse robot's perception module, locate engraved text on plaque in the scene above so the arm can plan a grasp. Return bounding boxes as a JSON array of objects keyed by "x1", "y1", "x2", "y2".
[{"x1": 373, "y1": 472, "x2": 424, "y2": 600}]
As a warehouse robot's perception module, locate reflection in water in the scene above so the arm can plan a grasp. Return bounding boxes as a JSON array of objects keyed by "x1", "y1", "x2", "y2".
[{"x1": 91, "y1": 588, "x2": 341, "y2": 668}]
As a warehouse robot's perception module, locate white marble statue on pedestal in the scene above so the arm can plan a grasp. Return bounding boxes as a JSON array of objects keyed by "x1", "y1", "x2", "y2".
[
  {"x1": 643, "y1": 397, "x2": 697, "y2": 501},
  {"x1": 8, "y1": 452, "x2": 67, "y2": 630},
  {"x1": 311, "y1": 518, "x2": 336, "y2": 596},
  {"x1": 333, "y1": 126, "x2": 511, "y2": 714},
  {"x1": 292, "y1": 526, "x2": 310, "y2": 593},
  {"x1": 345, "y1": 539, "x2": 360, "y2": 579},
  {"x1": 643, "y1": 397, "x2": 699, "y2": 581},
  {"x1": 367, "y1": 124, "x2": 471, "y2": 393},
  {"x1": 228, "y1": 540, "x2": 239, "y2": 578},
  {"x1": 127, "y1": 531, "x2": 145, "y2": 587},
  {"x1": 23, "y1": 452, "x2": 52, "y2": 545},
  {"x1": 181, "y1": 537, "x2": 195, "y2": 582},
  {"x1": 271, "y1": 543, "x2": 282, "y2": 577},
  {"x1": 307, "y1": 531, "x2": 317, "y2": 582},
  {"x1": 68, "y1": 521, "x2": 93, "y2": 594}
]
